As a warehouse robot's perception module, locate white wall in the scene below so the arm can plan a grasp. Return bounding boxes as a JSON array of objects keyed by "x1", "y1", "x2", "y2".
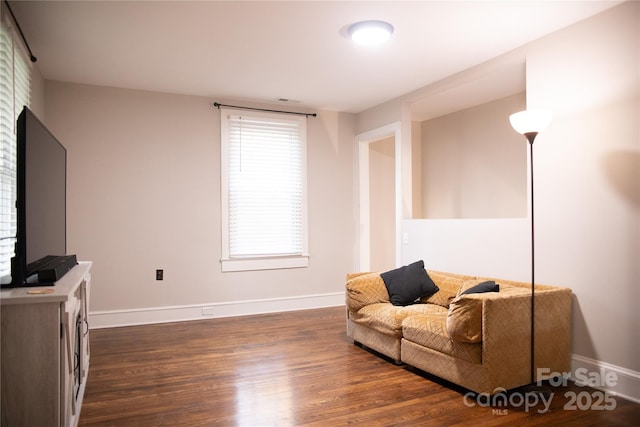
[
  {"x1": 420, "y1": 93, "x2": 527, "y2": 219},
  {"x1": 525, "y1": 0, "x2": 639, "y2": 378},
  {"x1": 44, "y1": 83, "x2": 356, "y2": 325},
  {"x1": 402, "y1": 218, "x2": 530, "y2": 280}
]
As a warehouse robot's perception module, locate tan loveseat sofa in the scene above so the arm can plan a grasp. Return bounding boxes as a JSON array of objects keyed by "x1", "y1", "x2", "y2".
[{"x1": 345, "y1": 268, "x2": 572, "y2": 394}]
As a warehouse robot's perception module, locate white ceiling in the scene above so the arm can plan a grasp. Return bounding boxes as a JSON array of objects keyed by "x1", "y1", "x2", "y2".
[{"x1": 10, "y1": 1, "x2": 621, "y2": 115}]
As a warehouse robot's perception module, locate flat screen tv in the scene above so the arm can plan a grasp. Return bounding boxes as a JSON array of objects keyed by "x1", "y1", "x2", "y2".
[{"x1": 7, "y1": 106, "x2": 76, "y2": 287}]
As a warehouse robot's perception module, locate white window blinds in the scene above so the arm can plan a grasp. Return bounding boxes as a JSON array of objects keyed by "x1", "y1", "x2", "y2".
[
  {"x1": 221, "y1": 108, "x2": 308, "y2": 272},
  {"x1": 0, "y1": 9, "x2": 31, "y2": 284}
]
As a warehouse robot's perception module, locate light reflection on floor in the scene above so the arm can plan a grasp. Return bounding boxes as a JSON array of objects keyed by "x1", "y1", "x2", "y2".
[{"x1": 234, "y1": 359, "x2": 295, "y2": 426}]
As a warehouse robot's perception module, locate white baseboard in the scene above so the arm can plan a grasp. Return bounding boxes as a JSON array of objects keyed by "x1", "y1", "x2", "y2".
[
  {"x1": 571, "y1": 354, "x2": 640, "y2": 404},
  {"x1": 89, "y1": 292, "x2": 345, "y2": 329}
]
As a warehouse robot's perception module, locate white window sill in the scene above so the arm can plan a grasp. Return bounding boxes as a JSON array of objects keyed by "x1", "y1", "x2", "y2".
[{"x1": 221, "y1": 255, "x2": 309, "y2": 272}]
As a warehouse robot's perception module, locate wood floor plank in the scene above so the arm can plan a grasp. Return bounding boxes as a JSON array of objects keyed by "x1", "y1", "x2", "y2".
[{"x1": 79, "y1": 306, "x2": 640, "y2": 426}]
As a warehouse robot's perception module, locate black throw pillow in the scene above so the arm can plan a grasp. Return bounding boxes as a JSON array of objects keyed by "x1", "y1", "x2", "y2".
[
  {"x1": 380, "y1": 260, "x2": 439, "y2": 306},
  {"x1": 461, "y1": 280, "x2": 500, "y2": 295}
]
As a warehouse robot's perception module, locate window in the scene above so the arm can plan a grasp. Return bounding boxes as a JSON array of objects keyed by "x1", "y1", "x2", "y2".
[
  {"x1": 220, "y1": 108, "x2": 308, "y2": 272},
  {"x1": 0, "y1": 7, "x2": 31, "y2": 284}
]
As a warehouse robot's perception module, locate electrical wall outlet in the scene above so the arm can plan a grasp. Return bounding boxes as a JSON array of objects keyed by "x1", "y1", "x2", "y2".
[{"x1": 156, "y1": 269, "x2": 163, "y2": 280}]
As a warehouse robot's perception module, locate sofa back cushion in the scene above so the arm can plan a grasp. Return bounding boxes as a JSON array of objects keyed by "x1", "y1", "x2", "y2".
[
  {"x1": 420, "y1": 270, "x2": 469, "y2": 308},
  {"x1": 345, "y1": 272, "x2": 390, "y2": 312}
]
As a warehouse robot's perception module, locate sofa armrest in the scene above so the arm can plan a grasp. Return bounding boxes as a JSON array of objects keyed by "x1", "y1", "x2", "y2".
[{"x1": 482, "y1": 288, "x2": 572, "y2": 390}]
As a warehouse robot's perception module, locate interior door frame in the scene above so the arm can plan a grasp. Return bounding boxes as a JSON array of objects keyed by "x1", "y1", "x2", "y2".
[{"x1": 355, "y1": 122, "x2": 402, "y2": 272}]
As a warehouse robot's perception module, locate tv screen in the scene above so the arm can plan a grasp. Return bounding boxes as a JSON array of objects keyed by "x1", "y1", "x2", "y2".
[
  {"x1": 8, "y1": 107, "x2": 69, "y2": 286},
  {"x1": 25, "y1": 108, "x2": 67, "y2": 266}
]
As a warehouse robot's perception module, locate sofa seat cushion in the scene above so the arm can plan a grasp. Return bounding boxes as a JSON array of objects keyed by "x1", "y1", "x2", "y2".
[
  {"x1": 402, "y1": 313, "x2": 482, "y2": 364},
  {"x1": 350, "y1": 303, "x2": 441, "y2": 337}
]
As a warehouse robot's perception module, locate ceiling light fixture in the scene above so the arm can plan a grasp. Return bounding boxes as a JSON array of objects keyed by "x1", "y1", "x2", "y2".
[{"x1": 348, "y1": 20, "x2": 394, "y2": 45}]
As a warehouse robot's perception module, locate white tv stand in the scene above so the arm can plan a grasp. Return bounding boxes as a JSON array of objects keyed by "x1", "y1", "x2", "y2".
[{"x1": 1, "y1": 261, "x2": 92, "y2": 427}]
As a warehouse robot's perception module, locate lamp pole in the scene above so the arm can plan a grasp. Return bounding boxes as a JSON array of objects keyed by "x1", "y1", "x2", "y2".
[
  {"x1": 526, "y1": 133, "x2": 536, "y2": 385},
  {"x1": 509, "y1": 110, "x2": 552, "y2": 387}
]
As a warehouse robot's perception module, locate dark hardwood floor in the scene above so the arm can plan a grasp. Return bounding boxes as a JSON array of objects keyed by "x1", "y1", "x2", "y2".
[{"x1": 79, "y1": 306, "x2": 639, "y2": 426}]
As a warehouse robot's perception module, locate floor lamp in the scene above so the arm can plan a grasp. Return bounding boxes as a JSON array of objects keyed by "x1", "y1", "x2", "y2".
[{"x1": 509, "y1": 109, "x2": 552, "y2": 386}]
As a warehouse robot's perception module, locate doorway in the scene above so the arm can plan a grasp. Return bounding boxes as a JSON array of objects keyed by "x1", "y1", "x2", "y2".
[
  {"x1": 369, "y1": 137, "x2": 395, "y2": 271},
  {"x1": 356, "y1": 122, "x2": 402, "y2": 272}
]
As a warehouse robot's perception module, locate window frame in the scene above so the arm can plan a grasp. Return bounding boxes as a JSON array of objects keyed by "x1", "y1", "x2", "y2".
[{"x1": 220, "y1": 107, "x2": 309, "y2": 272}]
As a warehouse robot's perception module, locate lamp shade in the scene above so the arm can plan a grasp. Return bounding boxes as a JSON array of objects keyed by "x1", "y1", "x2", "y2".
[
  {"x1": 509, "y1": 110, "x2": 552, "y2": 135},
  {"x1": 348, "y1": 20, "x2": 394, "y2": 45}
]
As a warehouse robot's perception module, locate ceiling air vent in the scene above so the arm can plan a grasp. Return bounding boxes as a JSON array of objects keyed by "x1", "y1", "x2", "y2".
[{"x1": 275, "y1": 98, "x2": 301, "y2": 104}]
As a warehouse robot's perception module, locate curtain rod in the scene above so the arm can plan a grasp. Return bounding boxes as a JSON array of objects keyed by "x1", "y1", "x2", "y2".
[
  {"x1": 213, "y1": 102, "x2": 316, "y2": 118},
  {"x1": 4, "y1": 1, "x2": 37, "y2": 62}
]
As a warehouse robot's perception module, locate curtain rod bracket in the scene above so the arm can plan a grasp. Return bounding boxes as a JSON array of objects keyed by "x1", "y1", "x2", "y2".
[{"x1": 213, "y1": 102, "x2": 316, "y2": 118}]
